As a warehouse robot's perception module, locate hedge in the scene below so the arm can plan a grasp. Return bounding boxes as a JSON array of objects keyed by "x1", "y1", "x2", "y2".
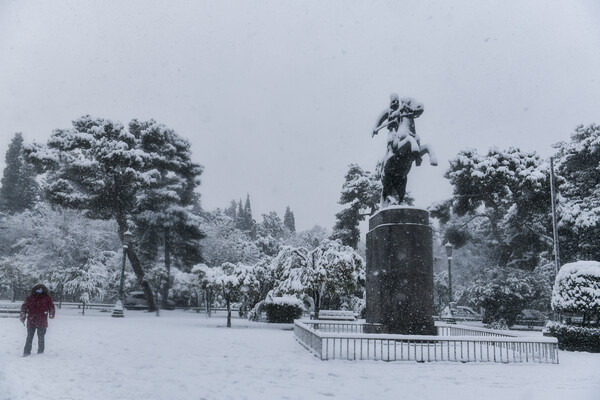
[
  {"x1": 545, "y1": 321, "x2": 600, "y2": 352},
  {"x1": 263, "y1": 302, "x2": 303, "y2": 323}
]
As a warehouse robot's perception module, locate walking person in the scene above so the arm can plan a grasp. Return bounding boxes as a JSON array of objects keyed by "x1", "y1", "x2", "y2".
[{"x1": 20, "y1": 284, "x2": 55, "y2": 357}]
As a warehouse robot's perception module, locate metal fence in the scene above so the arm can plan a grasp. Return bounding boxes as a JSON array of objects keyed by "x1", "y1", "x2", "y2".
[{"x1": 294, "y1": 320, "x2": 559, "y2": 364}]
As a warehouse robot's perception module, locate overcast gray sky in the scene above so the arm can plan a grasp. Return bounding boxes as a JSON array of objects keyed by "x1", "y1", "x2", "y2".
[{"x1": 1, "y1": 0, "x2": 599, "y2": 231}]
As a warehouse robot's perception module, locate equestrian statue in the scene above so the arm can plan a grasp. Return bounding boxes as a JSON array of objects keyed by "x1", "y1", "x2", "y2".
[{"x1": 372, "y1": 94, "x2": 437, "y2": 207}]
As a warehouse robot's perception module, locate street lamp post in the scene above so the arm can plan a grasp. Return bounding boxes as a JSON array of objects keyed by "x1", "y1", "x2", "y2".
[
  {"x1": 445, "y1": 242, "x2": 454, "y2": 317},
  {"x1": 112, "y1": 230, "x2": 133, "y2": 318}
]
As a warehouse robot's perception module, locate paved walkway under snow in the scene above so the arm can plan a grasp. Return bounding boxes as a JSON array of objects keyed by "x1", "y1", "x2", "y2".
[{"x1": 1, "y1": 307, "x2": 599, "y2": 400}]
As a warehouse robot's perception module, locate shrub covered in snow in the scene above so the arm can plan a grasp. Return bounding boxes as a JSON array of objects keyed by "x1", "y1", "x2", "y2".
[
  {"x1": 262, "y1": 296, "x2": 304, "y2": 323},
  {"x1": 269, "y1": 240, "x2": 364, "y2": 319},
  {"x1": 462, "y1": 267, "x2": 539, "y2": 326},
  {"x1": 545, "y1": 321, "x2": 600, "y2": 352},
  {"x1": 552, "y1": 261, "x2": 600, "y2": 326}
]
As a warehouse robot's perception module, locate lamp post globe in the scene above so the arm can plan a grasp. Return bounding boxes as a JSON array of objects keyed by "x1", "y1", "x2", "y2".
[{"x1": 112, "y1": 230, "x2": 133, "y2": 318}]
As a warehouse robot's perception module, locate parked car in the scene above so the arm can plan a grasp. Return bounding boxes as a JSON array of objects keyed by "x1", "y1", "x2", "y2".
[
  {"x1": 124, "y1": 291, "x2": 148, "y2": 310},
  {"x1": 124, "y1": 291, "x2": 175, "y2": 310},
  {"x1": 440, "y1": 305, "x2": 483, "y2": 322},
  {"x1": 513, "y1": 309, "x2": 549, "y2": 329}
]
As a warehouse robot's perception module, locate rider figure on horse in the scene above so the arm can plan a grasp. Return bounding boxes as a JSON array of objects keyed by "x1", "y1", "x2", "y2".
[
  {"x1": 371, "y1": 94, "x2": 437, "y2": 207},
  {"x1": 372, "y1": 93, "x2": 425, "y2": 165}
]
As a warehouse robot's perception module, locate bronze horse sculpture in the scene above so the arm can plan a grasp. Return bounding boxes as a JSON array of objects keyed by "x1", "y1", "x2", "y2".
[{"x1": 372, "y1": 95, "x2": 437, "y2": 207}]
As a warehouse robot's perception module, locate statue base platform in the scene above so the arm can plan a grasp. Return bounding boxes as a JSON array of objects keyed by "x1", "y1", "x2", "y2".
[{"x1": 365, "y1": 206, "x2": 436, "y2": 335}]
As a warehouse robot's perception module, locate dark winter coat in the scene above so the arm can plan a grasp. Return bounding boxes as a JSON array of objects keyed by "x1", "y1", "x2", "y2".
[{"x1": 20, "y1": 284, "x2": 55, "y2": 328}]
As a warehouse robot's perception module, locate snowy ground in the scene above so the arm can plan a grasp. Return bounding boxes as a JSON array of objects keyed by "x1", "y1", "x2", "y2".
[{"x1": 1, "y1": 305, "x2": 599, "y2": 400}]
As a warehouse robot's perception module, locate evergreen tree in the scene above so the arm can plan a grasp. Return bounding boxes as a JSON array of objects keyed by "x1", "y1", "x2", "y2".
[
  {"x1": 0, "y1": 133, "x2": 38, "y2": 213},
  {"x1": 284, "y1": 206, "x2": 296, "y2": 233},
  {"x1": 24, "y1": 116, "x2": 204, "y2": 310},
  {"x1": 224, "y1": 200, "x2": 237, "y2": 219},
  {"x1": 241, "y1": 194, "x2": 254, "y2": 232},
  {"x1": 437, "y1": 147, "x2": 552, "y2": 270},
  {"x1": 130, "y1": 120, "x2": 205, "y2": 308},
  {"x1": 255, "y1": 211, "x2": 286, "y2": 257},
  {"x1": 233, "y1": 194, "x2": 255, "y2": 233},
  {"x1": 331, "y1": 164, "x2": 385, "y2": 248},
  {"x1": 235, "y1": 199, "x2": 244, "y2": 229},
  {"x1": 554, "y1": 124, "x2": 600, "y2": 262}
]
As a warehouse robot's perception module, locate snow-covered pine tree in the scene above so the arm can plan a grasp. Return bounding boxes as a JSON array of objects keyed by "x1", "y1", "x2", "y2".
[
  {"x1": 224, "y1": 200, "x2": 238, "y2": 219},
  {"x1": 24, "y1": 116, "x2": 204, "y2": 311},
  {"x1": 331, "y1": 164, "x2": 383, "y2": 248},
  {"x1": 130, "y1": 120, "x2": 204, "y2": 308},
  {"x1": 0, "y1": 133, "x2": 39, "y2": 213},
  {"x1": 255, "y1": 211, "x2": 287, "y2": 257},
  {"x1": 554, "y1": 124, "x2": 600, "y2": 262},
  {"x1": 240, "y1": 194, "x2": 255, "y2": 233},
  {"x1": 283, "y1": 206, "x2": 296, "y2": 233},
  {"x1": 441, "y1": 147, "x2": 551, "y2": 270}
]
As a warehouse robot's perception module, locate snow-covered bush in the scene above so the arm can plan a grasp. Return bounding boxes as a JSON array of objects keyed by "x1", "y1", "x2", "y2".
[
  {"x1": 462, "y1": 267, "x2": 539, "y2": 326},
  {"x1": 552, "y1": 261, "x2": 600, "y2": 326},
  {"x1": 269, "y1": 240, "x2": 364, "y2": 319},
  {"x1": 545, "y1": 321, "x2": 600, "y2": 352},
  {"x1": 262, "y1": 296, "x2": 304, "y2": 323}
]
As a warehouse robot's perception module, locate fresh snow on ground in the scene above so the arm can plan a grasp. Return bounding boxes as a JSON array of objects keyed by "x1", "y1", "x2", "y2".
[{"x1": 1, "y1": 306, "x2": 599, "y2": 400}]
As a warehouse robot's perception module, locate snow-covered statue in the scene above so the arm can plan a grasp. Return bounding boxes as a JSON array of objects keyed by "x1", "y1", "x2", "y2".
[{"x1": 372, "y1": 94, "x2": 438, "y2": 207}]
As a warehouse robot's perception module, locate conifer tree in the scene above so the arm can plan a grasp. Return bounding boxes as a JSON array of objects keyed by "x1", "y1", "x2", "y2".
[
  {"x1": 242, "y1": 194, "x2": 254, "y2": 231},
  {"x1": 235, "y1": 199, "x2": 244, "y2": 229},
  {"x1": 0, "y1": 133, "x2": 38, "y2": 213},
  {"x1": 441, "y1": 147, "x2": 551, "y2": 270},
  {"x1": 554, "y1": 124, "x2": 600, "y2": 262},
  {"x1": 234, "y1": 194, "x2": 255, "y2": 233},
  {"x1": 130, "y1": 119, "x2": 205, "y2": 308},
  {"x1": 24, "y1": 116, "x2": 204, "y2": 310},
  {"x1": 224, "y1": 200, "x2": 237, "y2": 219},
  {"x1": 284, "y1": 206, "x2": 296, "y2": 233},
  {"x1": 331, "y1": 164, "x2": 384, "y2": 248}
]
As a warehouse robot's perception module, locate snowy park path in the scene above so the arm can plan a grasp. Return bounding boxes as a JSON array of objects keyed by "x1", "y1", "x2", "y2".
[{"x1": 1, "y1": 308, "x2": 599, "y2": 400}]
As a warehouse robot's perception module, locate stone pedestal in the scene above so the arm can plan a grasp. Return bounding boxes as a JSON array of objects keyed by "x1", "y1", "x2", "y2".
[{"x1": 365, "y1": 207, "x2": 436, "y2": 335}]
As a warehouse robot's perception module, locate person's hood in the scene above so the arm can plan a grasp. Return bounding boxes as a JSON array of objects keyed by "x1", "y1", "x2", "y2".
[{"x1": 31, "y1": 284, "x2": 49, "y2": 295}]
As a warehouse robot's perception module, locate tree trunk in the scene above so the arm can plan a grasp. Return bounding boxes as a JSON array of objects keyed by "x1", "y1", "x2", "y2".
[
  {"x1": 114, "y1": 180, "x2": 156, "y2": 312},
  {"x1": 226, "y1": 293, "x2": 231, "y2": 328},
  {"x1": 154, "y1": 283, "x2": 161, "y2": 317},
  {"x1": 205, "y1": 289, "x2": 212, "y2": 317},
  {"x1": 161, "y1": 228, "x2": 172, "y2": 309},
  {"x1": 126, "y1": 247, "x2": 157, "y2": 311},
  {"x1": 116, "y1": 214, "x2": 157, "y2": 312},
  {"x1": 313, "y1": 292, "x2": 321, "y2": 320}
]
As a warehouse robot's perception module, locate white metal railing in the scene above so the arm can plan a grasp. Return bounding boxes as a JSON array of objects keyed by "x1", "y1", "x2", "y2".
[
  {"x1": 436, "y1": 323, "x2": 517, "y2": 338},
  {"x1": 294, "y1": 320, "x2": 559, "y2": 364}
]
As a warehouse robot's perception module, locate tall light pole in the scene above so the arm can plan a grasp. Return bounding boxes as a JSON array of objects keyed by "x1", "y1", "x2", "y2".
[
  {"x1": 550, "y1": 157, "x2": 561, "y2": 275},
  {"x1": 445, "y1": 242, "x2": 454, "y2": 313},
  {"x1": 112, "y1": 230, "x2": 133, "y2": 318}
]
